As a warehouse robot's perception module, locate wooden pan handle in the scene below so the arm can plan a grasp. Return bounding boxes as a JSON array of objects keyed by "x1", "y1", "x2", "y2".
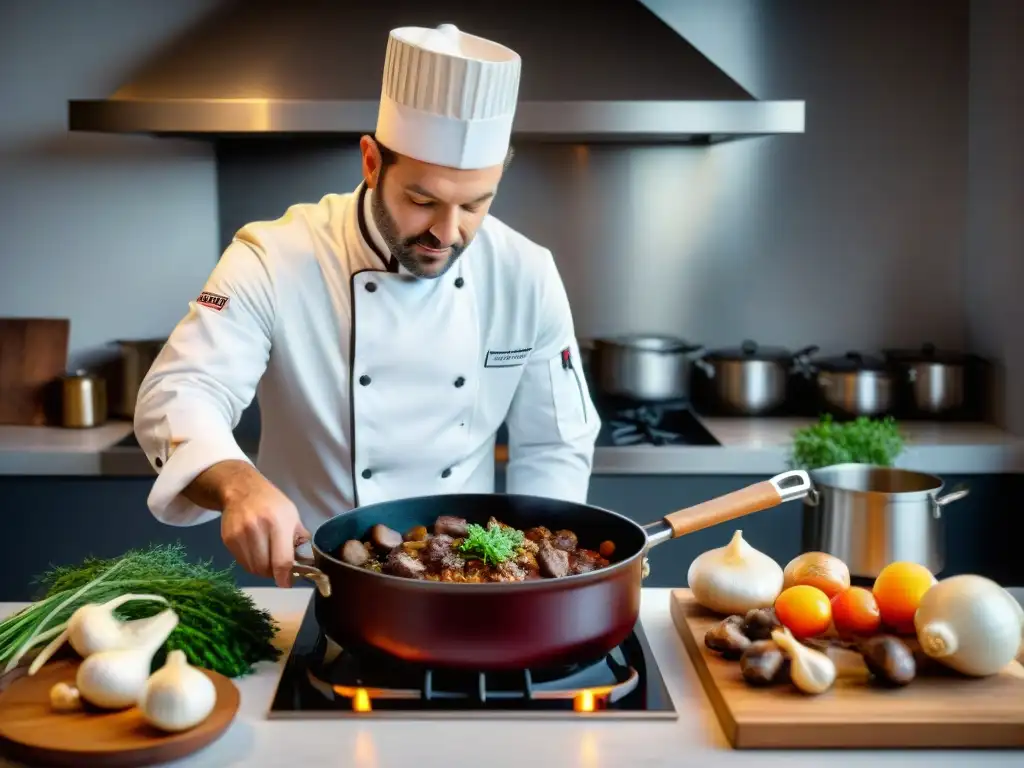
[{"x1": 663, "y1": 470, "x2": 812, "y2": 538}]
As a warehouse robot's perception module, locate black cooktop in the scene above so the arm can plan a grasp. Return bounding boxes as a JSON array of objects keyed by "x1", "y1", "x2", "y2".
[
  {"x1": 593, "y1": 396, "x2": 720, "y2": 447},
  {"x1": 267, "y1": 592, "x2": 678, "y2": 720}
]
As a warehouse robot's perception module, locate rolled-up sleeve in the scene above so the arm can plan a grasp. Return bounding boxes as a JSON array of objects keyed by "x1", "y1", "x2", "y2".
[
  {"x1": 504, "y1": 252, "x2": 600, "y2": 503},
  {"x1": 134, "y1": 240, "x2": 275, "y2": 526}
]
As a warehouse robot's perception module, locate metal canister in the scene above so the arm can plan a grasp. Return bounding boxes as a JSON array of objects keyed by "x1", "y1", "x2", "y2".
[{"x1": 61, "y1": 370, "x2": 108, "y2": 428}]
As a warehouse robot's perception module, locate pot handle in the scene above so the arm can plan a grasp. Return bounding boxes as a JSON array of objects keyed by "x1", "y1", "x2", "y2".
[
  {"x1": 695, "y1": 357, "x2": 716, "y2": 378},
  {"x1": 931, "y1": 485, "x2": 970, "y2": 519},
  {"x1": 648, "y1": 469, "x2": 811, "y2": 545},
  {"x1": 291, "y1": 562, "x2": 332, "y2": 597},
  {"x1": 791, "y1": 345, "x2": 820, "y2": 378}
]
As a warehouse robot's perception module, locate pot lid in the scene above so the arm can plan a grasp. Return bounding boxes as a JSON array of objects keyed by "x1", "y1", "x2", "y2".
[
  {"x1": 706, "y1": 339, "x2": 819, "y2": 362},
  {"x1": 882, "y1": 342, "x2": 970, "y2": 366},
  {"x1": 815, "y1": 351, "x2": 888, "y2": 372},
  {"x1": 596, "y1": 334, "x2": 703, "y2": 354}
]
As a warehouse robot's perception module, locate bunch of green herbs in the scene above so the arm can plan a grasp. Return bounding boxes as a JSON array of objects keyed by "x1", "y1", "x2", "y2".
[
  {"x1": 0, "y1": 543, "x2": 280, "y2": 678},
  {"x1": 458, "y1": 522, "x2": 525, "y2": 566},
  {"x1": 788, "y1": 414, "x2": 905, "y2": 471}
]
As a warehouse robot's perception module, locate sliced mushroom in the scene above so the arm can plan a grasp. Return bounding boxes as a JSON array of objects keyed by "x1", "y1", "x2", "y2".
[
  {"x1": 369, "y1": 524, "x2": 403, "y2": 552},
  {"x1": 704, "y1": 616, "x2": 752, "y2": 659},
  {"x1": 339, "y1": 539, "x2": 370, "y2": 567},
  {"x1": 740, "y1": 640, "x2": 789, "y2": 686},
  {"x1": 858, "y1": 635, "x2": 916, "y2": 687},
  {"x1": 742, "y1": 607, "x2": 782, "y2": 641},
  {"x1": 434, "y1": 516, "x2": 469, "y2": 538}
]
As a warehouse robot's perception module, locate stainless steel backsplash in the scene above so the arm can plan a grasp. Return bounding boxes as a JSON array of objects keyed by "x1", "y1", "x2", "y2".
[{"x1": 217, "y1": 138, "x2": 966, "y2": 355}]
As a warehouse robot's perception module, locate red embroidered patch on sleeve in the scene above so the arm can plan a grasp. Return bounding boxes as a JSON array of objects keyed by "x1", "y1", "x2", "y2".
[{"x1": 196, "y1": 291, "x2": 229, "y2": 311}]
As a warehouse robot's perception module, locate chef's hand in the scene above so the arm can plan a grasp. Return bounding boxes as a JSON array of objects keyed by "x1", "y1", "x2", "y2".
[{"x1": 217, "y1": 467, "x2": 312, "y2": 588}]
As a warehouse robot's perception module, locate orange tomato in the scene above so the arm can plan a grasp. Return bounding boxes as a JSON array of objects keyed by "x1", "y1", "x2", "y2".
[
  {"x1": 831, "y1": 586, "x2": 881, "y2": 636},
  {"x1": 774, "y1": 585, "x2": 832, "y2": 639},
  {"x1": 872, "y1": 561, "x2": 937, "y2": 632}
]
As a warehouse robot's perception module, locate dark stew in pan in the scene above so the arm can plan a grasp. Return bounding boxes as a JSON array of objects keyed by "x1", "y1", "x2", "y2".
[{"x1": 336, "y1": 515, "x2": 617, "y2": 582}]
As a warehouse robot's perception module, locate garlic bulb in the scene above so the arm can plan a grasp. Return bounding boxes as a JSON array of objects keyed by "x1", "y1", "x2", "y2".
[
  {"x1": 687, "y1": 530, "x2": 784, "y2": 615},
  {"x1": 140, "y1": 650, "x2": 217, "y2": 732},
  {"x1": 772, "y1": 627, "x2": 837, "y2": 695},
  {"x1": 76, "y1": 608, "x2": 179, "y2": 710},
  {"x1": 914, "y1": 574, "x2": 1024, "y2": 677},
  {"x1": 28, "y1": 593, "x2": 169, "y2": 676},
  {"x1": 49, "y1": 682, "x2": 82, "y2": 712},
  {"x1": 67, "y1": 594, "x2": 170, "y2": 658}
]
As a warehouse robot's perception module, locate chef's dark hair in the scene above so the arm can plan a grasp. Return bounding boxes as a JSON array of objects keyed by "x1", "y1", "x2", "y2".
[{"x1": 373, "y1": 136, "x2": 515, "y2": 174}]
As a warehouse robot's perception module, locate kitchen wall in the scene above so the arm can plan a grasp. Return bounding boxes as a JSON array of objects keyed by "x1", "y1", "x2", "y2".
[
  {"x1": 965, "y1": 0, "x2": 1024, "y2": 436},
  {"x1": 1, "y1": 0, "x2": 1019, "y2": 432},
  {"x1": 219, "y1": 0, "x2": 969, "y2": 359},
  {"x1": 0, "y1": 0, "x2": 220, "y2": 369}
]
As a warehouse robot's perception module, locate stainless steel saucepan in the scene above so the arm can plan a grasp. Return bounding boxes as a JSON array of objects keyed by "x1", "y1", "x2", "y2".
[{"x1": 589, "y1": 334, "x2": 705, "y2": 402}]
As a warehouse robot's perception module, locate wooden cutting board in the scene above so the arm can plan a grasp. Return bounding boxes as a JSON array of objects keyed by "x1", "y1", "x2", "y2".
[
  {"x1": 0, "y1": 659, "x2": 240, "y2": 767},
  {"x1": 670, "y1": 589, "x2": 1024, "y2": 749},
  {"x1": 0, "y1": 318, "x2": 70, "y2": 425}
]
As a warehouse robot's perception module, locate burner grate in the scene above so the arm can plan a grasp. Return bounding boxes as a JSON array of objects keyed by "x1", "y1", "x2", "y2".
[
  {"x1": 267, "y1": 594, "x2": 678, "y2": 719},
  {"x1": 594, "y1": 396, "x2": 720, "y2": 448},
  {"x1": 608, "y1": 403, "x2": 689, "y2": 446}
]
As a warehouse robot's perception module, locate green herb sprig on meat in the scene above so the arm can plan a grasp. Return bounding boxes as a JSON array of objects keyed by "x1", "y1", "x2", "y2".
[{"x1": 458, "y1": 522, "x2": 525, "y2": 566}]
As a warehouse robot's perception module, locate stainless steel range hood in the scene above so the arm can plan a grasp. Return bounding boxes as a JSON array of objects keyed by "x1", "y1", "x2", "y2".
[{"x1": 68, "y1": 0, "x2": 804, "y2": 143}]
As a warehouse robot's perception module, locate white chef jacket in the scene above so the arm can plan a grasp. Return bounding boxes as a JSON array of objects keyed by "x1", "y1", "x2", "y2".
[{"x1": 135, "y1": 182, "x2": 601, "y2": 534}]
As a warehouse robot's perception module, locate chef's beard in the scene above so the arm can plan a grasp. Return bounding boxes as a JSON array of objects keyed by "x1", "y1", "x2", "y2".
[{"x1": 371, "y1": 188, "x2": 466, "y2": 279}]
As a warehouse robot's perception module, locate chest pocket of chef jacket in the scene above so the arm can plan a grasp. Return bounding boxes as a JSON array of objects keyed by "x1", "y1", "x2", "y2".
[{"x1": 547, "y1": 347, "x2": 590, "y2": 442}]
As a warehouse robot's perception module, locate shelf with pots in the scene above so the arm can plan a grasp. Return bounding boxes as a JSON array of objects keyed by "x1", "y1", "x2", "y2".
[{"x1": 691, "y1": 341, "x2": 992, "y2": 423}]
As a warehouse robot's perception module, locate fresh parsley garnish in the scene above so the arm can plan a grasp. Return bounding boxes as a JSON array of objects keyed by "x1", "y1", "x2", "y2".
[{"x1": 458, "y1": 522, "x2": 525, "y2": 566}]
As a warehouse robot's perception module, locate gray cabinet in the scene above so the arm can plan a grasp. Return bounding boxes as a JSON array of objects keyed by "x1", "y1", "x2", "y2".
[{"x1": 1, "y1": 472, "x2": 1020, "y2": 601}]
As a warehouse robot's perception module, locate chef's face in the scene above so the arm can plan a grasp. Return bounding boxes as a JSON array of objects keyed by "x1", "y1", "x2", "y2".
[{"x1": 360, "y1": 136, "x2": 505, "y2": 279}]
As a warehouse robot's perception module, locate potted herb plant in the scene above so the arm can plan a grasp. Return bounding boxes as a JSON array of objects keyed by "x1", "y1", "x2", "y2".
[{"x1": 788, "y1": 414, "x2": 905, "y2": 471}]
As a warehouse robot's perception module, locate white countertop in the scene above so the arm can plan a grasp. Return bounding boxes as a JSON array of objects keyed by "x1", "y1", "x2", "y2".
[
  {"x1": 2, "y1": 416, "x2": 1023, "y2": 476},
  {"x1": 2, "y1": 587, "x2": 1021, "y2": 767}
]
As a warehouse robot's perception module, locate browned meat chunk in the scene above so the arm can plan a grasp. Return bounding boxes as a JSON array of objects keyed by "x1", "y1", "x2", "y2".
[
  {"x1": 490, "y1": 560, "x2": 526, "y2": 582},
  {"x1": 537, "y1": 543, "x2": 570, "y2": 578},
  {"x1": 525, "y1": 526, "x2": 552, "y2": 543},
  {"x1": 369, "y1": 524, "x2": 403, "y2": 552},
  {"x1": 434, "y1": 515, "x2": 469, "y2": 538},
  {"x1": 570, "y1": 548, "x2": 609, "y2": 575},
  {"x1": 355, "y1": 515, "x2": 611, "y2": 583},
  {"x1": 422, "y1": 534, "x2": 461, "y2": 569},
  {"x1": 340, "y1": 539, "x2": 370, "y2": 567},
  {"x1": 384, "y1": 550, "x2": 427, "y2": 579},
  {"x1": 552, "y1": 530, "x2": 578, "y2": 551}
]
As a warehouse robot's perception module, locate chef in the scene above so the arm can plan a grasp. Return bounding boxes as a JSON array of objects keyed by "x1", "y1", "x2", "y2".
[{"x1": 134, "y1": 23, "x2": 601, "y2": 587}]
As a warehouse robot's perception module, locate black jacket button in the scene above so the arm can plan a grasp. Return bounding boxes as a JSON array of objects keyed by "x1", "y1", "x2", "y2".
[
  {"x1": 454, "y1": 277, "x2": 464, "y2": 288},
  {"x1": 365, "y1": 281, "x2": 377, "y2": 293},
  {"x1": 454, "y1": 376, "x2": 465, "y2": 388},
  {"x1": 359, "y1": 375, "x2": 371, "y2": 386},
  {"x1": 154, "y1": 457, "x2": 163, "y2": 469},
  {"x1": 441, "y1": 468, "x2": 452, "y2": 478},
  {"x1": 362, "y1": 469, "x2": 372, "y2": 479}
]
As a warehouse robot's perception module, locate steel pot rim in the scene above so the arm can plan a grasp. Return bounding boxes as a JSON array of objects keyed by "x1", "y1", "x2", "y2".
[
  {"x1": 807, "y1": 463, "x2": 956, "y2": 502},
  {"x1": 704, "y1": 340, "x2": 820, "y2": 364},
  {"x1": 594, "y1": 334, "x2": 704, "y2": 356}
]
